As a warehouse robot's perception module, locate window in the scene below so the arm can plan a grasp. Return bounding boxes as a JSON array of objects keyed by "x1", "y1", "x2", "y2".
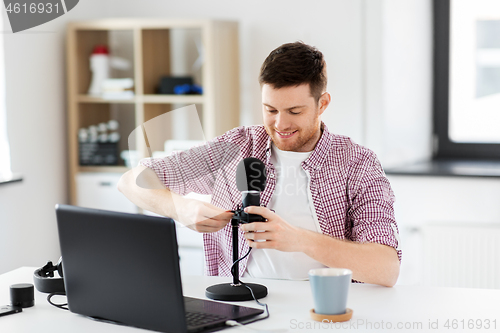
[
  {"x1": 0, "y1": 10, "x2": 11, "y2": 178},
  {"x1": 433, "y1": 0, "x2": 500, "y2": 159}
]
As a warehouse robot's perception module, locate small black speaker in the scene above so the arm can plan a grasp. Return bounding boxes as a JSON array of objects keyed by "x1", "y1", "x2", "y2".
[{"x1": 10, "y1": 283, "x2": 34, "y2": 308}]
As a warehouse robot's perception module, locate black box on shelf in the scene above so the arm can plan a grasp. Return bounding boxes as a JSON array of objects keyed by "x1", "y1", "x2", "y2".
[
  {"x1": 158, "y1": 76, "x2": 193, "y2": 94},
  {"x1": 79, "y1": 142, "x2": 119, "y2": 166}
]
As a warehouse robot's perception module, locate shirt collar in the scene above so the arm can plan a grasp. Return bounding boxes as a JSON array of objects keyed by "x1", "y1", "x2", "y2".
[
  {"x1": 303, "y1": 122, "x2": 332, "y2": 171},
  {"x1": 265, "y1": 135, "x2": 273, "y2": 165}
]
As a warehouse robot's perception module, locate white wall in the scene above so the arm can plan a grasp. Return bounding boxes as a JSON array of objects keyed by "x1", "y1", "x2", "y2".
[
  {"x1": 0, "y1": 0, "x2": 436, "y2": 275},
  {"x1": 0, "y1": 14, "x2": 68, "y2": 273},
  {"x1": 364, "y1": 0, "x2": 433, "y2": 167}
]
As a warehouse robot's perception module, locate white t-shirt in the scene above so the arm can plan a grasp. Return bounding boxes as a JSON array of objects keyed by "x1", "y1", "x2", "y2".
[{"x1": 243, "y1": 144, "x2": 327, "y2": 280}]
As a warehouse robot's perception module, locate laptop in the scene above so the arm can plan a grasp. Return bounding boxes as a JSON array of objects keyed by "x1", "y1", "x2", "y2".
[{"x1": 55, "y1": 204, "x2": 264, "y2": 333}]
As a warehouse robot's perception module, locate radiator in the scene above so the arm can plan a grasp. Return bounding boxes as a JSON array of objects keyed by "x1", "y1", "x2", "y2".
[{"x1": 422, "y1": 223, "x2": 500, "y2": 289}]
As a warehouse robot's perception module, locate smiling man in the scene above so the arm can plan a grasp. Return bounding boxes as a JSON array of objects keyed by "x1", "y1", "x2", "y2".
[{"x1": 118, "y1": 42, "x2": 401, "y2": 287}]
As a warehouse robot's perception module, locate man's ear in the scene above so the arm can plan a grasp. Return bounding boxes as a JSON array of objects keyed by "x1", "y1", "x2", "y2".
[{"x1": 318, "y1": 92, "x2": 331, "y2": 115}]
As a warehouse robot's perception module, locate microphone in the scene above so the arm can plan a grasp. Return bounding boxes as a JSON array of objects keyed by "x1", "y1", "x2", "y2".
[
  {"x1": 236, "y1": 157, "x2": 266, "y2": 192},
  {"x1": 234, "y1": 158, "x2": 267, "y2": 223},
  {"x1": 205, "y1": 157, "x2": 268, "y2": 301}
]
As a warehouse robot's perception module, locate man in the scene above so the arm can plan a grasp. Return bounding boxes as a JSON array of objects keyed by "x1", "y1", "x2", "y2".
[{"x1": 118, "y1": 42, "x2": 401, "y2": 287}]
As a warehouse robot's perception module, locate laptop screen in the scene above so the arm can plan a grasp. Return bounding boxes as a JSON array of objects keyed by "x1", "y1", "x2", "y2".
[{"x1": 56, "y1": 204, "x2": 187, "y2": 332}]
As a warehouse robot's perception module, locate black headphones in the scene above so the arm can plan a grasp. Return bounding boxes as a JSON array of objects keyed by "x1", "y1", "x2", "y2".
[{"x1": 33, "y1": 257, "x2": 65, "y2": 293}]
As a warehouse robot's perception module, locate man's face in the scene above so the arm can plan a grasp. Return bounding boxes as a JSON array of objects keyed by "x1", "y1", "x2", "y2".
[{"x1": 262, "y1": 84, "x2": 330, "y2": 152}]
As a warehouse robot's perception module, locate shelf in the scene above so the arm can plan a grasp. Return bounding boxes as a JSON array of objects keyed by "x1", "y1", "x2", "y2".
[
  {"x1": 69, "y1": 18, "x2": 212, "y2": 30},
  {"x1": 141, "y1": 94, "x2": 204, "y2": 104},
  {"x1": 79, "y1": 166, "x2": 130, "y2": 173},
  {"x1": 76, "y1": 94, "x2": 205, "y2": 104},
  {"x1": 77, "y1": 95, "x2": 136, "y2": 103}
]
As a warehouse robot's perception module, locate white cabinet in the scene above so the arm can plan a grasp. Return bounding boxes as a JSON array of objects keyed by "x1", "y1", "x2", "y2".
[
  {"x1": 178, "y1": 247, "x2": 204, "y2": 276},
  {"x1": 76, "y1": 172, "x2": 137, "y2": 213},
  {"x1": 388, "y1": 175, "x2": 500, "y2": 288},
  {"x1": 144, "y1": 193, "x2": 209, "y2": 276},
  {"x1": 176, "y1": 225, "x2": 204, "y2": 275}
]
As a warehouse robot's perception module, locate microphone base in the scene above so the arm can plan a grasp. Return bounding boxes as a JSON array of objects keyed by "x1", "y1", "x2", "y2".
[{"x1": 205, "y1": 283, "x2": 267, "y2": 301}]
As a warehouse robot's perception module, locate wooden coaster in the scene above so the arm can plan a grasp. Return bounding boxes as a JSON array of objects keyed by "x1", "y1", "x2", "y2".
[{"x1": 310, "y1": 308, "x2": 353, "y2": 322}]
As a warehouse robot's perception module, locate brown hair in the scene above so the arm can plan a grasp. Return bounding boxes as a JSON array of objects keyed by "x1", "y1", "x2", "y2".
[{"x1": 259, "y1": 41, "x2": 327, "y2": 102}]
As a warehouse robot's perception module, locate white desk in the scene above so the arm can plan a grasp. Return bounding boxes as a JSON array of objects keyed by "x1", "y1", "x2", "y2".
[{"x1": 1, "y1": 267, "x2": 499, "y2": 332}]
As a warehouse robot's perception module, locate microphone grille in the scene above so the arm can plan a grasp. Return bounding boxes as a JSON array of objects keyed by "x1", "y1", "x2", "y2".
[{"x1": 236, "y1": 157, "x2": 266, "y2": 192}]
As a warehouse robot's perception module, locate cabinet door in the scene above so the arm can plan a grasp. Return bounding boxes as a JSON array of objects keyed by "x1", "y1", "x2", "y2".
[
  {"x1": 179, "y1": 247, "x2": 204, "y2": 276},
  {"x1": 76, "y1": 172, "x2": 137, "y2": 213}
]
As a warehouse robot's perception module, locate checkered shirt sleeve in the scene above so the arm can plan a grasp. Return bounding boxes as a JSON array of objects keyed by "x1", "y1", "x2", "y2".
[
  {"x1": 139, "y1": 139, "x2": 241, "y2": 196},
  {"x1": 345, "y1": 150, "x2": 401, "y2": 262}
]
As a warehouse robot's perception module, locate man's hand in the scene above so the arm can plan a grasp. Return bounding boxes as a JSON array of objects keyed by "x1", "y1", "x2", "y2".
[
  {"x1": 240, "y1": 206, "x2": 308, "y2": 252},
  {"x1": 178, "y1": 199, "x2": 233, "y2": 233},
  {"x1": 118, "y1": 166, "x2": 232, "y2": 233}
]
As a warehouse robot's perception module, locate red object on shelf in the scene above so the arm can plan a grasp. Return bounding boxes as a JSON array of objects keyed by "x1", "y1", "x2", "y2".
[{"x1": 92, "y1": 45, "x2": 109, "y2": 55}]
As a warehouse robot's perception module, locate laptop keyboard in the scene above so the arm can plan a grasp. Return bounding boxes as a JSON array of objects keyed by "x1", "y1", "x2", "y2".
[{"x1": 186, "y1": 311, "x2": 228, "y2": 328}]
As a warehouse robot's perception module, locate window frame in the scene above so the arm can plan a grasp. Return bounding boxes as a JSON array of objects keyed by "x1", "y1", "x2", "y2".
[{"x1": 433, "y1": 0, "x2": 500, "y2": 160}]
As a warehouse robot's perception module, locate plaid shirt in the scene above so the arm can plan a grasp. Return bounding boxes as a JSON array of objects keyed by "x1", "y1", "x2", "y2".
[{"x1": 140, "y1": 123, "x2": 401, "y2": 277}]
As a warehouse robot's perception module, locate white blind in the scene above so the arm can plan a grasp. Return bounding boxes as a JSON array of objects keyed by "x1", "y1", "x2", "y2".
[{"x1": 0, "y1": 11, "x2": 11, "y2": 177}]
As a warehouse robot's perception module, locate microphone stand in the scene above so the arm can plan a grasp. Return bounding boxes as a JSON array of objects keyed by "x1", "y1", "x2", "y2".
[
  {"x1": 205, "y1": 194, "x2": 268, "y2": 301},
  {"x1": 231, "y1": 216, "x2": 241, "y2": 286}
]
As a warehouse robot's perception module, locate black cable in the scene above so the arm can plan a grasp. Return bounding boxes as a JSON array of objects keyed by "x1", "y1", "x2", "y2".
[
  {"x1": 47, "y1": 292, "x2": 69, "y2": 310},
  {"x1": 230, "y1": 247, "x2": 252, "y2": 277},
  {"x1": 228, "y1": 246, "x2": 270, "y2": 326},
  {"x1": 239, "y1": 282, "x2": 270, "y2": 323}
]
